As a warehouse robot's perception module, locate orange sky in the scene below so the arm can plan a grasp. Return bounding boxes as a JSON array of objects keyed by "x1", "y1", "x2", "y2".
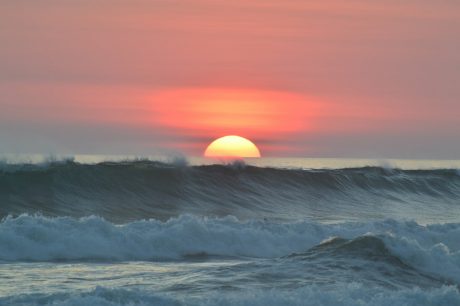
[{"x1": 0, "y1": 1, "x2": 459, "y2": 158}]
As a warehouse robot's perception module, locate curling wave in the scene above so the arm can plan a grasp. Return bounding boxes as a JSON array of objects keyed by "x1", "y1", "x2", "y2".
[
  {"x1": 1, "y1": 215, "x2": 460, "y2": 284},
  {"x1": 0, "y1": 160, "x2": 459, "y2": 223}
]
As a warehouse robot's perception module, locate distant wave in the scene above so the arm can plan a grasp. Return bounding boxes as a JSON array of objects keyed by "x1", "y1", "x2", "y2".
[
  {"x1": 1, "y1": 160, "x2": 459, "y2": 223},
  {"x1": 1, "y1": 215, "x2": 460, "y2": 284}
]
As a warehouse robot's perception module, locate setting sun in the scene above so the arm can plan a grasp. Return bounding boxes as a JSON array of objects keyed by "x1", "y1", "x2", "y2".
[{"x1": 204, "y1": 135, "x2": 261, "y2": 158}]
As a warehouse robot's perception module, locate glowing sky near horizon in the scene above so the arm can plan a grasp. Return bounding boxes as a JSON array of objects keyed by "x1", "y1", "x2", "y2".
[{"x1": 0, "y1": 0, "x2": 459, "y2": 158}]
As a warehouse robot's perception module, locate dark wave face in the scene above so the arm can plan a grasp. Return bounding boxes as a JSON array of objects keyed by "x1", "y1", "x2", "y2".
[{"x1": 1, "y1": 160, "x2": 459, "y2": 223}]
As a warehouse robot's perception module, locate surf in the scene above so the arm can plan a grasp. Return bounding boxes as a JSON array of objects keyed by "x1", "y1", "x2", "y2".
[
  {"x1": 0, "y1": 160, "x2": 459, "y2": 223},
  {"x1": 1, "y1": 214, "x2": 459, "y2": 284}
]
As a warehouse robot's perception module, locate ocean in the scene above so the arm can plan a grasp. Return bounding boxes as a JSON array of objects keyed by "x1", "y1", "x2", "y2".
[{"x1": 1, "y1": 156, "x2": 460, "y2": 305}]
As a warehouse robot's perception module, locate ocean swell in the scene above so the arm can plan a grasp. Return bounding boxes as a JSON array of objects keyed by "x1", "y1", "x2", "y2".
[{"x1": 1, "y1": 160, "x2": 459, "y2": 223}]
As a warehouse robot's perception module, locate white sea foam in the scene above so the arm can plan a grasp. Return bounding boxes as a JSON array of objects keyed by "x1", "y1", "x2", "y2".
[
  {"x1": 1, "y1": 284, "x2": 459, "y2": 306},
  {"x1": 1, "y1": 215, "x2": 459, "y2": 282}
]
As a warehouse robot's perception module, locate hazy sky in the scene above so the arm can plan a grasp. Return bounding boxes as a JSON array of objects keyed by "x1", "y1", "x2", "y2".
[{"x1": 1, "y1": 0, "x2": 459, "y2": 158}]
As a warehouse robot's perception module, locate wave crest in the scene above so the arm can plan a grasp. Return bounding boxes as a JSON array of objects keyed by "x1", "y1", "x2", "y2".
[
  {"x1": 1, "y1": 161, "x2": 459, "y2": 223},
  {"x1": 1, "y1": 215, "x2": 460, "y2": 283}
]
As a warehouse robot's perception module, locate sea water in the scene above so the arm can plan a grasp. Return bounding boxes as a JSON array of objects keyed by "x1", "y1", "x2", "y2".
[{"x1": 0, "y1": 156, "x2": 459, "y2": 305}]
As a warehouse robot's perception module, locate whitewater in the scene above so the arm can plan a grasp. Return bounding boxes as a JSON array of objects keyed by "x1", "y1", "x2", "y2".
[{"x1": 1, "y1": 158, "x2": 460, "y2": 305}]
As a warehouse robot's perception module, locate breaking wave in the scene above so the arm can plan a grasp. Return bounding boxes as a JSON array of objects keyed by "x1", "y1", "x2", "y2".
[
  {"x1": 1, "y1": 160, "x2": 459, "y2": 223},
  {"x1": 1, "y1": 215, "x2": 460, "y2": 284},
  {"x1": 2, "y1": 159, "x2": 459, "y2": 305}
]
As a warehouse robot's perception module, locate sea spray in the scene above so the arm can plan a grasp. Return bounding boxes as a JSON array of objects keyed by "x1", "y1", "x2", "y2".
[{"x1": 1, "y1": 214, "x2": 459, "y2": 284}]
